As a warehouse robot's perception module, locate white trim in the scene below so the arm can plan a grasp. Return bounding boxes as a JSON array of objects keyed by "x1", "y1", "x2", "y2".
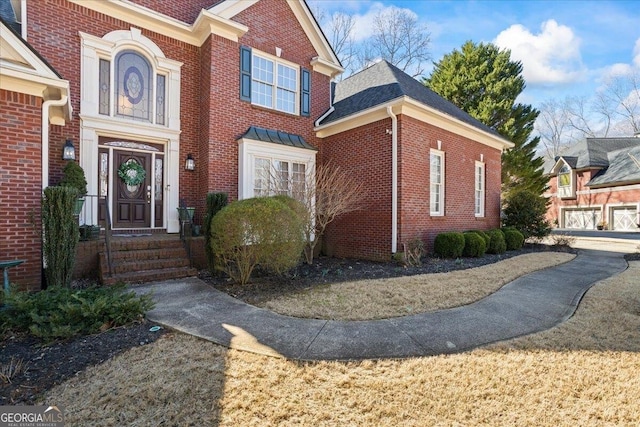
[
  {"x1": 79, "y1": 29, "x2": 182, "y2": 232},
  {"x1": 251, "y1": 50, "x2": 300, "y2": 114},
  {"x1": 315, "y1": 96, "x2": 513, "y2": 151},
  {"x1": 68, "y1": 0, "x2": 248, "y2": 45},
  {"x1": 238, "y1": 139, "x2": 316, "y2": 200},
  {"x1": 430, "y1": 148, "x2": 445, "y2": 217},
  {"x1": 386, "y1": 106, "x2": 398, "y2": 254},
  {"x1": 475, "y1": 160, "x2": 485, "y2": 218},
  {"x1": 576, "y1": 183, "x2": 640, "y2": 195}
]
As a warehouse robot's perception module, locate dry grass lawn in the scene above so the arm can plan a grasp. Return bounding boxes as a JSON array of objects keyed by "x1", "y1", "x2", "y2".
[
  {"x1": 265, "y1": 252, "x2": 575, "y2": 320},
  {"x1": 43, "y1": 261, "x2": 640, "y2": 426}
]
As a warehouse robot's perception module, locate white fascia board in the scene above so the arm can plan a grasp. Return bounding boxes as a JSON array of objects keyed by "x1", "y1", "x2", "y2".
[
  {"x1": 311, "y1": 56, "x2": 343, "y2": 78},
  {"x1": 208, "y1": 0, "x2": 260, "y2": 18},
  {"x1": 401, "y1": 97, "x2": 513, "y2": 151},
  {"x1": 68, "y1": 0, "x2": 247, "y2": 46},
  {"x1": 314, "y1": 99, "x2": 402, "y2": 138}
]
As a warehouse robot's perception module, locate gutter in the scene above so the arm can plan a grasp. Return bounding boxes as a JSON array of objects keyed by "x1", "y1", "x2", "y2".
[
  {"x1": 386, "y1": 106, "x2": 398, "y2": 254},
  {"x1": 41, "y1": 95, "x2": 68, "y2": 189}
]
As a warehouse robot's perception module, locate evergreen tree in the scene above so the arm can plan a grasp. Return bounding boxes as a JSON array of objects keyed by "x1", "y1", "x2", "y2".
[{"x1": 424, "y1": 41, "x2": 547, "y2": 199}]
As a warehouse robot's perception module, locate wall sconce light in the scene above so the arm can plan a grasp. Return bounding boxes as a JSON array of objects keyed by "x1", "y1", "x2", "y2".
[
  {"x1": 62, "y1": 139, "x2": 75, "y2": 160},
  {"x1": 185, "y1": 153, "x2": 195, "y2": 171}
]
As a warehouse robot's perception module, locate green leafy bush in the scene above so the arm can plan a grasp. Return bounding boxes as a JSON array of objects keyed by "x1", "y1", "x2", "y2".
[
  {"x1": 202, "y1": 192, "x2": 228, "y2": 272},
  {"x1": 503, "y1": 189, "x2": 551, "y2": 239},
  {"x1": 42, "y1": 186, "x2": 80, "y2": 288},
  {"x1": 59, "y1": 161, "x2": 87, "y2": 197},
  {"x1": 209, "y1": 197, "x2": 305, "y2": 285},
  {"x1": 486, "y1": 229, "x2": 507, "y2": 254},
  {"x1": 434, "y1": 232, "x2": 465, "y2": 258},
  {"x1": 466, "y1": 229, "x2": 491, "y2": 247},
  {"x1": 463, "y1": 232, "x2": 487, "y2": 257},
  {"x1": 0, "y1": 285, "x2": 154, "y2": 341},
  {"x1": 503, "y1": 228, "x2": 525, "y2": 250}
]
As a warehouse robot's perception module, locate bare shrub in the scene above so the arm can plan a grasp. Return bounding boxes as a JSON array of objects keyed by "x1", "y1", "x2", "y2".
[
  {"x1": 0, "y1": 358, "x2": 28, "y2": 384},
  {"x1": 550, "y1": 234, "x2": 576, "y2": 247}
]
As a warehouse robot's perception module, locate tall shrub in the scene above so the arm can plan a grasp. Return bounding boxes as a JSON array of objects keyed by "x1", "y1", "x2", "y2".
[
  {"x1": 209, "y1": 197, "x2": 304, "y2": 285},
  {"x1": 59, "y1": 161, "x2": 87, "y2": 197},
  {"x1": 202, "y1": 192, "x2": 228, "y2": 272},
  {"x1": 42, "y1": 186, "x2": 80, "y2": 288},
  {"x1": 503, "y1": 189, "x2": 551, "y2": 239}
]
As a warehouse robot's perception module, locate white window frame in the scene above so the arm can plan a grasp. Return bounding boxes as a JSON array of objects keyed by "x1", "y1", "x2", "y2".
[
  {"x1": 251, "y1": 51, "x2": 299, "y2": 115},
  {"x1": 238, "y1": 139, "x2": 315, "y2": 200},
  {"x1": 430, "y1": 149, "x2": 445, "y2": 216},
  {"x1": 79, "y1": 28, "x2": 183, "y2": 232},
  {"x1": 557, "y1": 163, "x2": 575, "y2": 198},
  {"x1": 475, "y1": 161, "x2": 485, "y2": 217}
]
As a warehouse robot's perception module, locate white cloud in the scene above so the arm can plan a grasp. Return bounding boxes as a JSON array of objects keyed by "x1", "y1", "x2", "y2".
[
  {"x1": 634, "y1": 37, "x2": 640, "y2": 68},
  {"x1": 494, "y1": 19, "x2": 584, "y2": 85}
]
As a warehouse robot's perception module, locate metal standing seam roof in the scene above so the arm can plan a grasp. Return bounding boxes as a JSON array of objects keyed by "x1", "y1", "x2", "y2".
[
  {"x1": 240, "y1": 126, "x2": 317, "y2": 151},
  {"x1": 317, "y1": 60, "x2": 504, "y2": 140}
]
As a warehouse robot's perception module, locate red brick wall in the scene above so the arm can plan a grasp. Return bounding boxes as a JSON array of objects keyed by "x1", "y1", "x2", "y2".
[
  {"x1": 27, "y1": 0, "x2": 201, "y2": 214},
  {"x1": 320, "y1": 115, "x2": 503, "y2": 261},
  {"x1": 198, "y1": 0, "x2": 331, "y2": 207},
  {"x1": 398, "y1": 116, "x2": 502, "y2": 251},
  {"x1": 322, "y1": 119, "x2": 393, "y2": 261},
  {"x1": 546, "y1": 171, "x2": 640, "y2": 227},
  {"x1": 0, "y1": 90, "x2": 43, "y2": 290},
  {"x1": 128, "y1": 0, "x2": 214, "y2": 23}
]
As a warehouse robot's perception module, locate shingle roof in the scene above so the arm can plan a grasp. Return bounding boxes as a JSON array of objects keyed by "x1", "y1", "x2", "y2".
[
  {"x1": 240, "y1": 126, "x2": 317, "y2": 151},
  {"x1": 547, "y1": 137, "x2": 640, "y2": 174},
  {"x1": 0, "y1": 0, "x2": 20, "y2": 34},
  {"x1": 587, "y1": 145, "x2": 640, "y2": 187},
  {"x1": 318, "y1": 60, "x2": 503, "y2": 138}
]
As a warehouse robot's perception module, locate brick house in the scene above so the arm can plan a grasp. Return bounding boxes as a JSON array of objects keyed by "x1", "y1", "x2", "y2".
[
  {"x1": 544, "y1": 137, "x2": 640, "y2": 231},
  {"x1": 0, "y1": 0, "x2": 512, "y2": 289}
]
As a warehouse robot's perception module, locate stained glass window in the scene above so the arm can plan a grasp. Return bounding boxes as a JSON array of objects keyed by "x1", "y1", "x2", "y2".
[
  {"x1": 115, "y1": 51, "x2": 152, "y2": 122},
  {"x1": 99, "y1": 59, "x2": 110, "y2": 115}
]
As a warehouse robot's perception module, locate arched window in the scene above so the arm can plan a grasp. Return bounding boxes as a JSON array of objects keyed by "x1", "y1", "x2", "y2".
[{"x1": 98, "y1": 50, "x2": 166, "y2": 125}]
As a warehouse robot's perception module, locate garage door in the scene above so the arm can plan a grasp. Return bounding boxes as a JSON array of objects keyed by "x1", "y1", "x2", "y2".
[
  {"x1": 612, "y1": 207, "x2": 638, "y2": 231},
  {"x1": 563, "y1": 209, "x2": 601, "y2": 229}
]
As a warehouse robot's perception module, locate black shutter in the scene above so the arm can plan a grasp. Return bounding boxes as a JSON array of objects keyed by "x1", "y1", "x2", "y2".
[
  {"x1": 300, "y1": 67, "x2": 310, "y2": 117},
  {"x1": 240, "y1": 46, "x2": 252, "y2": 102}
]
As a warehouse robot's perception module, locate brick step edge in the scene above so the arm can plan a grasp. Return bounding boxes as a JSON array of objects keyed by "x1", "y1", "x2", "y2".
[
  {"x1": 101, "y1": 267, "x2": 198, "y2": 286},
  {"x1": 99, "y1": 247, "x2": 188, "y2": 261},
  {"x1": 102, "y1": 258, "x2": 192, "y2": 275}
]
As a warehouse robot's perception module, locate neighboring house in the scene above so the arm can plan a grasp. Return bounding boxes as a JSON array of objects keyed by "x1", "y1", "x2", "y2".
[
  {"x1": 544, "y1": 137, "x2": 640, "y2": 231},
  {"x1": 0, "y1": 0, "x2": 512, "y2": 290}
]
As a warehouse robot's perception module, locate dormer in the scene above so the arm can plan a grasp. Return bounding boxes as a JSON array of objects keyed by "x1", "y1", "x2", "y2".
[{"x1": 551, "y1": 157, "x2": 577, "y2": 199}]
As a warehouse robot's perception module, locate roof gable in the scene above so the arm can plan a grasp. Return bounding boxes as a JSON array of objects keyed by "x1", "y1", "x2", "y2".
[
  {"x1": 587, "y1": 145, "x2": 640, "y2": 187},
  {"x1": 209, "y1": 0, "x2": 342, "y2": 77},
  {"x1": 316, "y1": 61, "x2": 512, "y2": 150}
]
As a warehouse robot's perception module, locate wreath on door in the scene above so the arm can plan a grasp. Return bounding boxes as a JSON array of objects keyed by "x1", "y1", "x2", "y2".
[{"x1": 118, "y1": 160, "x2": 146, "y2": 186}]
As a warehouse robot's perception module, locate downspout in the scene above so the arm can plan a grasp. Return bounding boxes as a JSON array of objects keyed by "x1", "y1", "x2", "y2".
[
  {"x1": 41, "y1": 95, "x2": 68, "y2": 190},
  {"x1": 386, "y1": 106, "x2": 398, "y2": 254}
]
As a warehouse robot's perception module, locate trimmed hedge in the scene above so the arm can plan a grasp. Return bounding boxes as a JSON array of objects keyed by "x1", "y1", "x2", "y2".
[
  {"x1": 486, "y1": 229, "x2": 507, "y2": 254},
  {"x1": 466, "y1": 229, "x2": 490, "y2": 248},
  {"x1": 434, "y1": 232, "x2": 465, "y2": 258},
  {"x1": 503, "y1": 228, "x2": 525, "y2": 251},
  {"x1": 463, "y1": 232, "x2": 487, "y2": 257},
  {"x1": 210, "y1": 197, "x2": 305, "y2": 285}
]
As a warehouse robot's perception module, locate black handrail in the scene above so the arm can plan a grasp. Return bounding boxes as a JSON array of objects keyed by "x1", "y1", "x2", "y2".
[{"x1": 103, "y1": 196, "x2": 113, "y2": 277}]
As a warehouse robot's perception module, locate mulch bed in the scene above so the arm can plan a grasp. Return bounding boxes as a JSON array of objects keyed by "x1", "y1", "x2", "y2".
[
  {"x1": 0, "y1": 242, "x2": 587, "y2": 405},
  {"x1": 200, "y1": 243, "x2": 574, "y2": 306},
  {"x1": 0, "y1": 321, "x2": 166, "y2": 405}
]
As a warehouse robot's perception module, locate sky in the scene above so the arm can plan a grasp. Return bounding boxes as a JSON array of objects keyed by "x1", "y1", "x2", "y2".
[{"x1": 308, "y1": 0, "x2": 640, "y2": 111}]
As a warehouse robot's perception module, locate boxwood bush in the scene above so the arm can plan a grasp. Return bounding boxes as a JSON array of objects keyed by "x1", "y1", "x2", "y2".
[
  {"x1": 462, "y1": 231, "x2": 487, "y2": 257},
  {"x1": 486, "y1": 229, "x2": 507, "y2": 254},
  {"x1": 434, "y1": 232, "x2": 465, "y2": 258},
  {"x1": 466, "y1": 229, "x2": 490, "y2": 248},
  {"x1": 503, "y1": 228, "x2": 525, "y2": 250},
  {"x1": 209, "y1": 197, "x2": 305, "y2": 285}
]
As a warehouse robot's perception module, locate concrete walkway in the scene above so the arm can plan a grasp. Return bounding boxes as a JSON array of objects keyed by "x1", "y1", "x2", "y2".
[{"x1": 134, "y1": 249, "x2": 627, "y2": 361}]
